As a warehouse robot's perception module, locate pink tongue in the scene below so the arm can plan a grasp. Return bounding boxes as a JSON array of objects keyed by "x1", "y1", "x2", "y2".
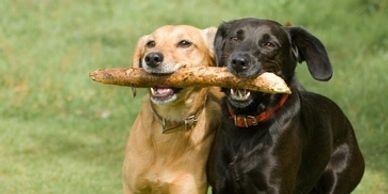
[{"x1": 153, "y1": 88, "x2": 173, "y2": 96}]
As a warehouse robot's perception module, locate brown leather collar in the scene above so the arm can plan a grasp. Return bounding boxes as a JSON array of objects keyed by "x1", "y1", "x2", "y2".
[
  {"x1": 151, "y1": 89, "x2": 208, "y2": 134},
  {"x1": 227, "y1": 94, "x2": 289, "y2": 128}
]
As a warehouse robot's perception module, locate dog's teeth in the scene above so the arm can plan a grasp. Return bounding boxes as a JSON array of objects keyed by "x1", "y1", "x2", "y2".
[
  {"x1": 237, "y1": 90, "x2": 243, "y2": 98},
  {"x1": 230, "y1": 88, "x2": 251, "y2": 101},
  {"x1": 150, "y1": 88, "x2": 155, "y2": 95},
  {"x1": 230, "y1": 89, "x2": 236, "y2": 96},
  {"x1": 244, "y1": 91, "x2": 251, "y2": 99},
  {"x1": 238, "y1": 89, "x2": 246, "y2": 98}
]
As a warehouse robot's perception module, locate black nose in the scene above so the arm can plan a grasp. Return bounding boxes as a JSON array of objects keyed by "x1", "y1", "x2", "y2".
[
  {"x1": 145, "y1": 52, "x2": 163, "y2": 68},
  {"x1": 232, "y1": 57, "x2": 248, "y2": 67},
  {"x1": 231, "y1": 56, "x2": 249, "y2": 72}
]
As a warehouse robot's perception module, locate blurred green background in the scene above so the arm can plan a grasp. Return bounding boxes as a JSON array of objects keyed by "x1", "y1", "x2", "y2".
[{"x1": 0, "y1": 0, "x2": 387, "y2": 193}]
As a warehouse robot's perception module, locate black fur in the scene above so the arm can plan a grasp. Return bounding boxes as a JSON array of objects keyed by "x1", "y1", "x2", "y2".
[{"x1": 207, "y1": 18, "x2": 364, "y2": 194}]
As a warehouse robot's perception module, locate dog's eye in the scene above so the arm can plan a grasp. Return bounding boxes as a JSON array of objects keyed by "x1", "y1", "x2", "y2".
[
  {"x1": 177, "y1": 40, "x2": 192, "y2": 48},
  {"x1": 146, "y1": 40, "x2": 156, "y2": 48},
  {"x1": 263, "y1": 42, "x2": 275, "y2": 48}
]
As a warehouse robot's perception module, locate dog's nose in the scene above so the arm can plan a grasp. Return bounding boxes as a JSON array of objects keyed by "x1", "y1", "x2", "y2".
[
  {"x1": 232, "y1": 57, "x2": 248, "y2": 67},
  {"x1": 231, "y1": 56, "x2": 249, "y2": 72},
  {"x1": 145, "y1": 52, "x2": 164, "y2": 68}
]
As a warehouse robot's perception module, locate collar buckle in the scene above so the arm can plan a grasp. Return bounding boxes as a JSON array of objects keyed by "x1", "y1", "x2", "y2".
[
  {"x1": 247, "y1": 115, "x2": 257, "y2": 126},
  {"x1": 233, "y1": 115, "x2": 258, "y2": 128},
  {"x1": 228, "y1": 94, "x2": 290, "y2": 128}
]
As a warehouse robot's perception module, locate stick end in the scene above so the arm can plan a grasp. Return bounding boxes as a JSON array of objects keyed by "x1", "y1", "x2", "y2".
[{"x1": 89, "y1": 71, "x2": 98, "y2": 81}]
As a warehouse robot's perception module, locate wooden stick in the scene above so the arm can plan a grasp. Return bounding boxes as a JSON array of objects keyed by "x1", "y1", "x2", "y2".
[{"x1": 89, "y1": 66, "x2": 291, "y2": 94}]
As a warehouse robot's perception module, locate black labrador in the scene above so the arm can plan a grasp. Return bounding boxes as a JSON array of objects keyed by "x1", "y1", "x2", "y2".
[{"x1": 207, "y1": 18, "x2": 364, "y2": 194}]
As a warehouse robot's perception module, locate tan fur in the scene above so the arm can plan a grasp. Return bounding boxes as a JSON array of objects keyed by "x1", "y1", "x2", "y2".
[{"x1": 123, "y1": 25, "x2": 222, "y2": 194}]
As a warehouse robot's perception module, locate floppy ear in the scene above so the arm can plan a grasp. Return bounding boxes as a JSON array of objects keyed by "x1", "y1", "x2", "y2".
[
  {"x1": 214, "y1": 22, "x2": 230, "y2": 66},
  {"x1": 131, "y1": 35, "x2": 148, "y2": 68},
  {"x1": 201, "y1": 27, "x2": 217, "y2": 59},
  {"x1": 288, "y1": 27, "x2": 333, "y2": 81}
]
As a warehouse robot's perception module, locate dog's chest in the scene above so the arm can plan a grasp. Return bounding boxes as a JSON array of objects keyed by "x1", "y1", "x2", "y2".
[
  {"x1": 230, "y1": 144, "x2": 272, "y2": 174},
  {"x1": 218, "y1": 131, "x2": 276, "y2": 191},
  {"x1": 135, "y1": 169, "x2": 176, "y2": 193}
]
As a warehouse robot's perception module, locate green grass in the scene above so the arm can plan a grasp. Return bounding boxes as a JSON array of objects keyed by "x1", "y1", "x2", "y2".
[{"x1": 0, "y1": 0, "x2": 387, "y2": 193}]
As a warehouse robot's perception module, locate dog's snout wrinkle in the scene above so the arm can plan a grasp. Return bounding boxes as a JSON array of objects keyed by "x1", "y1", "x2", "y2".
[{"x1": 145, "y1": 52, "x2": 164, "y2": 68}]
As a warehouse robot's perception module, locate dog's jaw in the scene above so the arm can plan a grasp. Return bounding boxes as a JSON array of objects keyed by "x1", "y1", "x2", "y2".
[
  {"x1": 150, "y1": 87, "x2": 179, "y2": 104},
  {"x1": 226, "y1": 88, "x2": 254, "y2": 108},
  {"x1": 143, "y1": 61, "x2": 185, "y2": 104}
]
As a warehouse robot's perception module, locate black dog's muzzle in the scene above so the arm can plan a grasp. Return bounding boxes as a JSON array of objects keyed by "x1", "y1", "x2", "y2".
[{"x1": 228, "y1": 53, "x2": 261, "y2": 78}]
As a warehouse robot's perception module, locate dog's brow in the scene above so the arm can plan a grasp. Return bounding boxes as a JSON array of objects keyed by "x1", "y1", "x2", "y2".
[
  {"x1": 174, "y1": 33, "x2": 195, "y2": 43},
  {"x1": 262, "y1": 34, "x2": 271, "y2": 41},
  {"x1": 265, "y1": 33, "x2": 277, "y2": 40},
  {"x1": 253, "y1": 25, "x2": 271, "y2": 34},
  {"x1": 260, "y1": 32, "x2": 280, "y2": 45}
]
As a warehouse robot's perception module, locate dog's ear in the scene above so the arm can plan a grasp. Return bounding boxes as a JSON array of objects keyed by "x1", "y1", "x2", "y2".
[
  {"x1": 214, "y1": 22, "x2": 230, "y2": 66},
  {"x1": 201, "y1": 27, "x2": 217, "y2": 58},
  {"x1": 288, "y1": 27, "x2": 332, "y2": 81},
  {"x1": 132, "y1": 35, "x2": 149, "y2": 68}
]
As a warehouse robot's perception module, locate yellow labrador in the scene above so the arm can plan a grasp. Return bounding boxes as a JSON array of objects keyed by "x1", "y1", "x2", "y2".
[{"x1": 123, "y1": 25, "x2": 222, "y2": 194}]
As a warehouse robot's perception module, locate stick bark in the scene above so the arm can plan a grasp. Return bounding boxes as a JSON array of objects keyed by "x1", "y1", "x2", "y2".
[{"x1": 89, "y1": 66, "x2": 291, "y2": 94}]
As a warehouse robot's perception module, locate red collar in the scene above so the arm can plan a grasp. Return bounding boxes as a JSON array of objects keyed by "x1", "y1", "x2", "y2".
[{"x1": 227, "y1": 94, "x2": 289, "y2": 128}]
